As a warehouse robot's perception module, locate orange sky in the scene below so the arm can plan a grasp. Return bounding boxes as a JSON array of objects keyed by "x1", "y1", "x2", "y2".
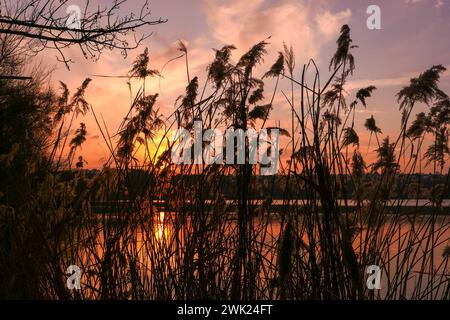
[{"x1": 39, "y1": 0, "x2": 450, "y2": 173}]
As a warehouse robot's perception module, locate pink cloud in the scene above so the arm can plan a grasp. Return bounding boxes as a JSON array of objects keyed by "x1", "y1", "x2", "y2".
[{"x1": 202, "y1": 0, "x2": 352, "y2": 66}]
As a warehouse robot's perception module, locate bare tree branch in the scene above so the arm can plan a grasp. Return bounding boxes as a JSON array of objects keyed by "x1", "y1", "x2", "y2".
[{"x1": 0, "y1": 0, "x2": 167, "y2": 69}]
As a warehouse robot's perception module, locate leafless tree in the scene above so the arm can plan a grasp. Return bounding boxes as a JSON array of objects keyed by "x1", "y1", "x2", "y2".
[{"x1": 0, "y1": 0, "x2": 166, "y2": 71}]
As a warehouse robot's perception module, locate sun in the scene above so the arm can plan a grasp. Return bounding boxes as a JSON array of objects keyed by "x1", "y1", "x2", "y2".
[{"x1": 134, "y1": 129, "x2": 171, "y2": 165}]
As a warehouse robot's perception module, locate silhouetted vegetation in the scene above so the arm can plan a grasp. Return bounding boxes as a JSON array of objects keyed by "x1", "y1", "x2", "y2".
[{"x1": 0, "y1": 23, "x2": 449, "y2": 300}]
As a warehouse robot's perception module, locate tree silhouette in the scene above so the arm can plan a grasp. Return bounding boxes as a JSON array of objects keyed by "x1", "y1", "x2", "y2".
[{"x1": 0, "y1": 0, "x2": 166, "y2": 71}]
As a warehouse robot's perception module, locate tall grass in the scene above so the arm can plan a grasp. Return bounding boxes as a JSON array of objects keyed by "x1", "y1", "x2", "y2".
[{"x1": 0, "y1": 25, "x2": 449, "y2": 300}]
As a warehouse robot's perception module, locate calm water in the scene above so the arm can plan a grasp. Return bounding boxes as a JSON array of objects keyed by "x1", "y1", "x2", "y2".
[{"x1": 75, "y1": 207, "x2": 450, "y2": 299}]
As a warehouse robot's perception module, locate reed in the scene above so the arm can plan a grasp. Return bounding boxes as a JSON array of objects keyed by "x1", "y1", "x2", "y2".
[{"x1": 0, "y1": 25, "x2": 449, "y2": 300}]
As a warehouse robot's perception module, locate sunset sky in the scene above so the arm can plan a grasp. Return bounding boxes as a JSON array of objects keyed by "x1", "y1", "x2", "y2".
[{"x1": 44, "y1": 0, "x2": 450, "y2": 170}]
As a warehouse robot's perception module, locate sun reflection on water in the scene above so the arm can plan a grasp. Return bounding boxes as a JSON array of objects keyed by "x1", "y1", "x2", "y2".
[{"x1": 156, "y1": 211, "x2": 169, "y2": 240}]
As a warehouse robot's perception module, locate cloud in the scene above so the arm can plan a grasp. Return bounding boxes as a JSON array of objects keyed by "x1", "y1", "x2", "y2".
[
  {"x1": 346, "y1": 64, "x2": 450, "y2": 92},
  {"x1": 315, "y1": 9, "x2": 352, "y2": 40},
  {"x1": 201, "y1": 0, "x2": 352, "y2": 66},
  {"x1": 435, "y1": 0, "x2": 444, "y2": 8},
  {"x1": 404, "y1": 0, "x2": 445, "y2": 8}
]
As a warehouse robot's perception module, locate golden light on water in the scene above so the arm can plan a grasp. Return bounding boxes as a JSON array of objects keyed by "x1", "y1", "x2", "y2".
[{"x1": 156, "y1": 211, "x2": 169, "y2": 241}]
